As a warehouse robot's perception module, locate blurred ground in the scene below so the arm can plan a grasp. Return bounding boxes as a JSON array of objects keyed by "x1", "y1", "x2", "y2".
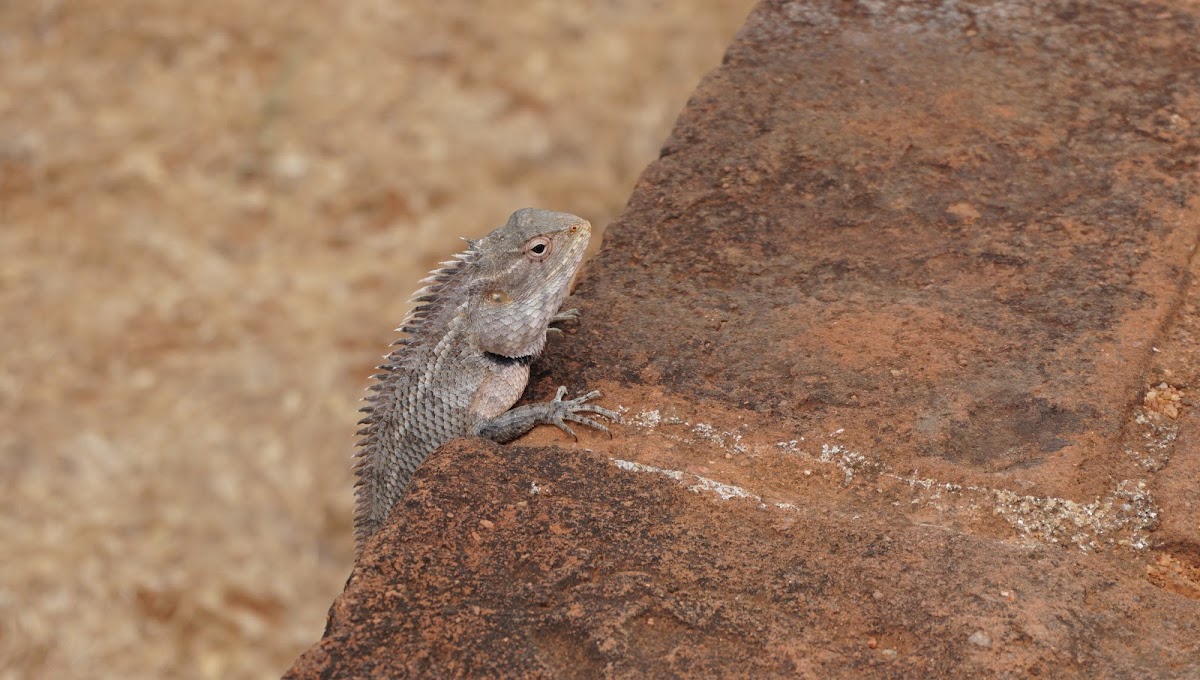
[
  {"x1": 0, "y1": 1, "x2": 754, "y2": 677},
  {"x1": 284, "y1": 0, "x2": 1200, "y2": 676}
]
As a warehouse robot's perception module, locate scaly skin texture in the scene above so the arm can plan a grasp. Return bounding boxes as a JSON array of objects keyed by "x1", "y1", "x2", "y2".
[{"x1": 352, "y1": 208, "x2": 618, "y2": 551}]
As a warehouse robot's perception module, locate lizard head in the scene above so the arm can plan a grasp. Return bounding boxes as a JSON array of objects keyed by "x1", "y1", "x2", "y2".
[{"x1": 466, "y1": 208, "x2": 592, "y2": 358}]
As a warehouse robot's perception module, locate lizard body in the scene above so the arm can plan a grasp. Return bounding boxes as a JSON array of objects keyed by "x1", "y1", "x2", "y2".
[{"x1": 352, "y1": 208, "x2": 616, "y2": 551}]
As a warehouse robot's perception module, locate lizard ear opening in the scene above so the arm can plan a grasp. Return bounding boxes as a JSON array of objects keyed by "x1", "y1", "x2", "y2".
[
  {"x1": 523, "y1": 236, "x2": 553, "y2": 262},
  {"x1": 485, "y1": 289, "x2": 512, "y2": 305}
]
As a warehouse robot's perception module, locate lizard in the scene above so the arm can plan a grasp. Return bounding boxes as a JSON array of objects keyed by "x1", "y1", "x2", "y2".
[{"x1": 351, "y1": 208, "x2": 618, "y2": 552}]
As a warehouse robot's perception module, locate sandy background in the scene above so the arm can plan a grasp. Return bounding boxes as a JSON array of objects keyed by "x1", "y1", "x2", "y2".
[{"x1": 0, "y1": 2, "x2": 753, "y2": 677}]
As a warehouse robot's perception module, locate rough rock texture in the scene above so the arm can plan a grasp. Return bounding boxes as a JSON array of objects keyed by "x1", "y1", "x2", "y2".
[
  {"x1": 290, "y1": 440, "x2": 1197, "y2": 678},
  {"x1": 288, "y1": 0, "x2": 1200, "y2": 676}
]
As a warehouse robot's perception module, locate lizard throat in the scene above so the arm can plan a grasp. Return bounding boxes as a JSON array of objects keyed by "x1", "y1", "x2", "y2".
[{"x1": 483, "y1": 351, "x2": 536, "y2": 367}]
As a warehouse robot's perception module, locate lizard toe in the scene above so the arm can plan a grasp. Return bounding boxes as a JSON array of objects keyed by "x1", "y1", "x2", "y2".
[
  {"x1": 573, "y1": 404, "x2": 620, "y2": 421},
  {"x1": 564, "y1": 412, "x2": 610, "y2": 434},
  {"x1": 551, "y1": 308, "x2": 580, "y2": 324},
  {"x1": 569, "y1": 390, "x2": 603, "y2": 404},
  {"x1": 552, "y1": 417, "x2": 579, "y2": 441}
]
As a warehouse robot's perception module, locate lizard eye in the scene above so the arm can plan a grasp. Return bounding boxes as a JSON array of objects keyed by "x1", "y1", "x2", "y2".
[{"x1": 523, "y1": 236, "x2": 553, "y2": 262}]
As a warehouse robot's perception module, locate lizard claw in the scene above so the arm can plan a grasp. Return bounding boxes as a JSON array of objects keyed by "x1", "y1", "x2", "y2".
[
  {"x1": 547, "y1": 309, "x2": 580, "y2": 339},
  {"x1": 549, "y1": 309, "x2": 580, "y2": 338},
  {"x1": 550, "y1": 308, "x2": 580, "y2": 325},
  {"x1": 565, "y1": 413, "x2": 611, "y2": 437},
  {"x1": 552, "y1": 418, "x2": 579, "y2": 441}
]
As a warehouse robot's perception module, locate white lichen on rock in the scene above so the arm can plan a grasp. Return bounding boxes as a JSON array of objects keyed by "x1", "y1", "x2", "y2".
[
  {"x1": 610, "y1": 459, "x2": 760, "y2": 503},
  {"x1": 1124, "y1": 383, "x2": 1184, "y2": 471},
  {"x1": 818, "y1": 443, "x2": 884, "y2": 484},
  {"x1": 617, "y1": 405, "x2": 1160, "y2": 551},
  {"x1": 988, "y1": 480, "x2": 1158, "y2": 550}
]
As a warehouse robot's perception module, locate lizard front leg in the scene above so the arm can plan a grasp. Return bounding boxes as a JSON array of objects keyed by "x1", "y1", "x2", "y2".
[
  {"x1": 473, "y1": 387, "x2": 619, "y2": 444},
  {"x1": 546, "y1": 307, "x2": 580, "y2": 337}
]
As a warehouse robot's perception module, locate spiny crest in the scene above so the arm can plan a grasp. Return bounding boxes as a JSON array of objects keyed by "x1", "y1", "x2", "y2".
[
  {"x1": 351, "y1": 241, "x2": 479, "y2": 552},
  {"x1": 391, "y1": 244, "x2": 478, "y2": 340},
  {"x1": 354, "y1": 241, "x2": 478, "y2": 430}
]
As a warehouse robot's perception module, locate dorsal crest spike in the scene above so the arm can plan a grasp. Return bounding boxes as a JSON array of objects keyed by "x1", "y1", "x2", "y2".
[{"x1": 387, "y1": 240, "x2": 479, "y2": 351}]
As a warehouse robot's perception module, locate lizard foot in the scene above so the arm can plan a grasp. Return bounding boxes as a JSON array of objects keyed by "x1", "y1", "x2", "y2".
[
  {"x1": 546, "y1": 386, "x2": 620, "y2": 440},
  {"x1": 546, "y1": 308, "x2": 580, "y2": 337}
]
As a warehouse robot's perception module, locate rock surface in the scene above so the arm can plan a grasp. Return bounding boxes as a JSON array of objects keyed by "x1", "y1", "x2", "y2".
[{"x1": 288, "y1": 0, "x2": 1200, "y2": 676}]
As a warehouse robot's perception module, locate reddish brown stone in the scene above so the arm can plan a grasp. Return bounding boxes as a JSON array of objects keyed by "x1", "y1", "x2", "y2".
[
  {"x1": 288, "y1": 439, "x2": 1199, "y2": 677},
  {"x1": 288, "y1": 0, "x2": 1200, "y2": 676}
]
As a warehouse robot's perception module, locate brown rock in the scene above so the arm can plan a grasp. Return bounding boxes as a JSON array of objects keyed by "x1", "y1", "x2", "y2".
[
  {"x1": 288, "y1": 0, "x2": 1200, "y2": 676},
  {"x1": 288, "y1": 440, "x2": 1197, "y2": 678}
]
